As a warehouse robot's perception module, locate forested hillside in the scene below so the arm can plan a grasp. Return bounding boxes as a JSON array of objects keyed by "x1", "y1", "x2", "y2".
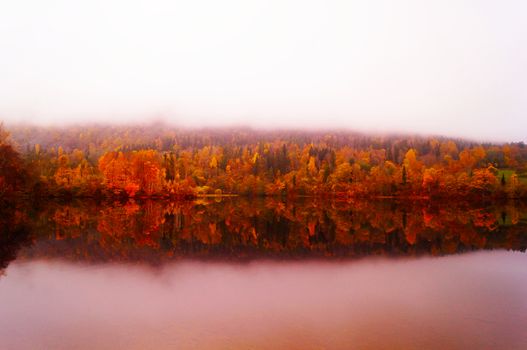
[{"x1": 2, "y1": 123, "x2": 527, "y2": 199}]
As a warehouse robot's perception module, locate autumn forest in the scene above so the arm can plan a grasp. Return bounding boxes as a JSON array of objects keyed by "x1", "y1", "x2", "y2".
[{"x1": 1, "y1": 123, "x2": 527, "y2": 203}]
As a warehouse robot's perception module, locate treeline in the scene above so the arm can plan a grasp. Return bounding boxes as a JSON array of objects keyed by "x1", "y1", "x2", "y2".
[
  {"x1": 0, "y1": 125, "x2": 28, "y2": 205},
  {"x1": 2, "y1": 123, "x2": 527, "y2": 199}
]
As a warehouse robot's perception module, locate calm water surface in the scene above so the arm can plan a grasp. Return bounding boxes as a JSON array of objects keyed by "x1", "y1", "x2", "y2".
[{"x1": 1, "y1": 198, "x2": 526, "y2": 349}]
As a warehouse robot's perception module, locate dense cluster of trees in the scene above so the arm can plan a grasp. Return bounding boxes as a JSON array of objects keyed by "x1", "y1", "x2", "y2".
[
  {"x1": 3, "y1": 123, "x2": 527, "y2": 199},
  {"x1": 0, "y1": 124, "x2": 28, "y2": 205},
  {"x1": 11, "y1": 198, "x2": 527, "y2": 264}
]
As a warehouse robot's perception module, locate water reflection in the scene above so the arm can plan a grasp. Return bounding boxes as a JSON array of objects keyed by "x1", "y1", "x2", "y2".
[
  {"x1": 0, "y1": 205, "x2": 32, "y2": 274},
  {"x1": 1, "y1": 253, "x2": 527, "y2": 349},
  {"x1": 4, "y1": 197, "x2": 527, "y2": 265},
  {"x1": 1, "y1": 198, "x2": 527, "y2": 349}
]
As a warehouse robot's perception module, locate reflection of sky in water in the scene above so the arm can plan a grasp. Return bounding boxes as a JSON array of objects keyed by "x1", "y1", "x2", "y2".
[{"x1": 1, "y1": 251, "x2": 526, "y2": 349}]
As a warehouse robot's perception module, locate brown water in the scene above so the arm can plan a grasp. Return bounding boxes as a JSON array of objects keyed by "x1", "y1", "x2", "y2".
[{"x1": 1, "y1": 198, "x2": 527, "y2": 349}]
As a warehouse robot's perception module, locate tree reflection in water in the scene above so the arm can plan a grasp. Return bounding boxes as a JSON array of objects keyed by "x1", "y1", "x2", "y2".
[
  {"x1": 0, "y1": 205, "x2": 32, "y2": 275},
  {"x1": 0, "y1": 198, "x2": 522, "y2": 267}
]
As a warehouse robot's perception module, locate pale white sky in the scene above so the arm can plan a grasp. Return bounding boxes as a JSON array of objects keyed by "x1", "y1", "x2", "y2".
[{"x1": 0, "y1": 0, "x2": 526, "y2": 141}]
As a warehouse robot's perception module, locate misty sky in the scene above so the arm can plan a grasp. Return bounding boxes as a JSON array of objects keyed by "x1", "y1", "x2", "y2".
[{"x1": 1, "y1": 0, "x2": 526, "y2": 141}]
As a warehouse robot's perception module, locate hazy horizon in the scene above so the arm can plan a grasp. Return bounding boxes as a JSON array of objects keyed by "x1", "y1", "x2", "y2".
[
  {"x1": 4, "y1": 119, "x2": 521, "y2": 145},
  {"x1": 1, "y1": 0, "x2": 526, "y2": 142}
]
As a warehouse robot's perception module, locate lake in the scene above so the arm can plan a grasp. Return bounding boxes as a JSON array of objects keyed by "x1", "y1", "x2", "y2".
[{"x1": 1, "y1": 198, "x2": 527, "y2": 349}]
